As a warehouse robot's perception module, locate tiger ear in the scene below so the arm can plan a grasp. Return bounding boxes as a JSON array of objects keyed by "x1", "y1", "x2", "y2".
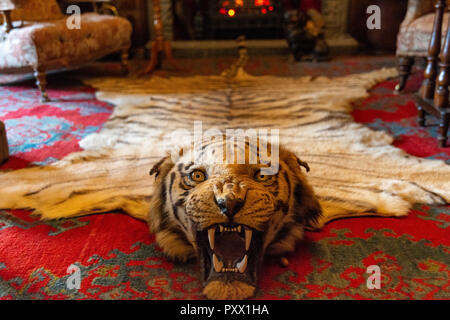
[
  {"x1": 295, "y1": 156, "x2": 310, "y2": 173},
  {"x1": 281, "y1": 147, "x2": 322, "y2": 229},
  {"x1": 150, "y1": 146, "x2": 186, "y2": 178},
  {"x1": 150, "y1": 156, "x2": 169, "y2": 178},
  {"x1": 148, "y1": 155, "x2": 174, "y2": 234}
]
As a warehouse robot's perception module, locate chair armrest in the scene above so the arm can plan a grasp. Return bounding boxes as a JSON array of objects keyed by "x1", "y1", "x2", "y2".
[{"x1": 401, "y1": 0, "x2": 436, "y2": 28}]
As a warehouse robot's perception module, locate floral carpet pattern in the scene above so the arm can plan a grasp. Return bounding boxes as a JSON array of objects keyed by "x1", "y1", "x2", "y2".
[{"x1": 0, "y1": 56, "x2": 449, "y2": 300}]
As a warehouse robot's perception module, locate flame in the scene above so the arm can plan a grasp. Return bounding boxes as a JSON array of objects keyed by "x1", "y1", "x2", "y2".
[{"x1": 255, "y1": 0, "x2": 271, "y2": 6}]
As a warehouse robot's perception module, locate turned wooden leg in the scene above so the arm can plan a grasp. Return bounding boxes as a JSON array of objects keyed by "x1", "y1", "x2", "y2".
[
  {"x1": 33, "y1": 67, "x2": 49, "y2": 102},
  {"x1": 435, "y1": 3, "x2": 450, "y2": 148},
  {"x1": 121, "y1": 48, "x2": 129, "y2": 75},
  {"x1": 438, "y1": 113, "x2": 449, "y2": 147},
  {"x1": 143, "y1": 42, "x2": 162, "y2": 74},
  {"x1": 163, "y1": 40, "x2": 180, "y2": 71},
  {"x1": 421, "y1": 0, "x2": 446, "y2": 99},
  {"x1": 395, "y1": 56, "x2": 414, "y2": 92},
  {"x1": 0, "y1": 120, "x2": 9, "y2": 164},
  {"x1": 417, "y1": 104, "x2": 426, "y2": 126}
]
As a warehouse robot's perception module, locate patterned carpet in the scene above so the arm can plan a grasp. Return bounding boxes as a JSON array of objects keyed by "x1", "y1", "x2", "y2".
[{"x1": 0, "y1": 55, "x2": 449, "y2": 299}]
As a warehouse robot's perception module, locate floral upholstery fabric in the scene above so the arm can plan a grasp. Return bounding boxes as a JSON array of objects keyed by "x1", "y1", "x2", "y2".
[
  {"x1": 0, "y1": 13, "x2": 132, "y2": 71},
  {"x1": 397, "y1": 12, "x2": 449, "y2": 57},
  {"x1": 396, "y1": 0, "x2": 450, "y2": 57}
]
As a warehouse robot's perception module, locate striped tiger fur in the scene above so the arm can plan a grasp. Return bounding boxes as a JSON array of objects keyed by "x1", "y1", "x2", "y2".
[
  {"x1": 0, "y1": 67, "x2": 449, "y2": 299},
  {"x1": 0, "y1": 68, "x2": 448, "y2": 225}
]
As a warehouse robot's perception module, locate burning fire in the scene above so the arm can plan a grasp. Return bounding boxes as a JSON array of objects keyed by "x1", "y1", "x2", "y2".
[{"x1": 219, "y1": 0, "x2": 275, "y2": 16}]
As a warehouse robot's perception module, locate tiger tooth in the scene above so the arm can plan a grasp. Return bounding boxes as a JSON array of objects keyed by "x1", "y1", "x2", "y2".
[
  {"x1": 213, "y1": 254, "x2": 223, "y2": 273},
  {"x1": 237, "y1": 225, "x2": 242, "y2": 233},
  {"x1": 208, "y1": 228, "x2": 215, "y2": 250},
  {"x1": 245, "y1": 228, "x2": 252, "y2": 251},
  {"x1": 237, "y1": 255, "x2": 248, "y2": 273},
  {"x1": 219, "y1": 225, "x2": 224, "y2": 232}
]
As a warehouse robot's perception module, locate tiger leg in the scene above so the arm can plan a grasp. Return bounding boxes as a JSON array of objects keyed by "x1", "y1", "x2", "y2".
[
  {"x1": 307, "y1": 201, "x2": 409, "y2": 230},
  {"x1": 265, "y1": 223, "x2": 304, "y2": 256},
  {"x1": 155, "y1": 228, "x2": 195, "y2": 263}
]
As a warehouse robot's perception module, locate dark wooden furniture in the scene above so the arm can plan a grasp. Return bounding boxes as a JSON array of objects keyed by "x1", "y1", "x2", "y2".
[
  {"x1": 114, "y1": 0, "x2": 149, "y2": 52},
  {"x1": 142, "y1": 0, "x2": 179, "y2": 74},
  {"x1": 395, "y1": 0, "x2": 437, "y2": 92},
  {"x1": 415, "y1": 0, "x2": 450, "y2": 147},
  {"x1": 0, "y1": 120, "x2": 9, "y2": 164}
]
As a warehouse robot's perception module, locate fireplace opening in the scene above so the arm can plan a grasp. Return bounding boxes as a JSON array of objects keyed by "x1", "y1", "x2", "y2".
[
  {"x1": 206, "y1": 0, "x2": 284, "y2": 39},
  {"x1": 173, "y1": 0, "x2": 301, "y2": 40}
]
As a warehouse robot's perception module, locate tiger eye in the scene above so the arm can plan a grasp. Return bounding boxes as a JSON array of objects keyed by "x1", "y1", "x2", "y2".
[
  {"x1": 254, "y1": 170, "x2": 271, "y2": 182},
  {"x1": 190, "y1": 169, "x2": 206, "y2": 182}
]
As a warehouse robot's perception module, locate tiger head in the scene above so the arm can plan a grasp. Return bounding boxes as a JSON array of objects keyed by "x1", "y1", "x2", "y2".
[{"x1": 148, "y1": 136, "x2": 322, "y2": 300}]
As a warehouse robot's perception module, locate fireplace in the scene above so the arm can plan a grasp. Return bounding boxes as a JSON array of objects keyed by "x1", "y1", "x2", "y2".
[
  {"x1": 202, "y1": 0, "x2": 284, "y2": 39},
  {"x1": 150, "y1": 0, "x2": 358, "y2": 55},
  {"x1": 168, "y1": 0, "x2": 301, "y2": 40}
]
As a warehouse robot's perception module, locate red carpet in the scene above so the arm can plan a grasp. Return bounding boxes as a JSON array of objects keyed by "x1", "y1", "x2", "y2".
[{"x1": 0, "y1": 56, "x2": 449, "y2": 299}]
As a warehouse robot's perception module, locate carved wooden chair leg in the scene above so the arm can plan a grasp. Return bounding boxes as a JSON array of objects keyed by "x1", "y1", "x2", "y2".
[
  {"x1": 33, "y1": 67, "x2": 50, "y2": 102},
  {"x1": 395, "y1": 56, "x2": 414, "y2": 92},
  {"x1": 439, "y1": 113, "x2": 449, "y2": 147},
  {"x1": 421, "y1": 0, "x2": 446, "y2": 99},
  {"x1": 434, "y1": 2, "x2": 450, "y2": 148},
  {"x1": 417, "y1": 104, "x2": 426, "y2": 126},
  {"x1": 121, "y1": 48, "x2": 129, "y2": 75},
  {"x1": 0, "y1": 120, "x2": 9, "y2": 164}
]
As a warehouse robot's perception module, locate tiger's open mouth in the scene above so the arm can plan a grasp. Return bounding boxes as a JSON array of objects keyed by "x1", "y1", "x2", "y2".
[{"x1": 197, "y1": 223, "x2": 263, "y2": 291}]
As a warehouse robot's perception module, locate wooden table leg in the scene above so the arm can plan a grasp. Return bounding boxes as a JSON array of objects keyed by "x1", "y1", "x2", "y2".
[{"x1": 0, "y1": 120, "x2": 9, "y2": 164}]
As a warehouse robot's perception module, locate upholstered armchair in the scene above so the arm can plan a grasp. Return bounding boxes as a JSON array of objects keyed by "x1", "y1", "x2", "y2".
[
  {"x1": 395, "y1": 0, "x2": 446, "y2": 91},
  {"x1": 0, "y1": 0, "x2": 132, "y2": 101}
]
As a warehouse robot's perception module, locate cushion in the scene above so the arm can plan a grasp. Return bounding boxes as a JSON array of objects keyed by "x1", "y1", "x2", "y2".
[
  {"x1": 397, "y1": 12, "x2": 450, "y2": 56},
  {"x1": 0, "y1": 13, "x2": 132, "y2": 71}
]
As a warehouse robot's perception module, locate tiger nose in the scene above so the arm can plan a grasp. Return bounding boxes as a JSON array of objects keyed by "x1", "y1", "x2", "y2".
[{"x1": 216, "y1": 196, "x2": 244, "y2": 218}]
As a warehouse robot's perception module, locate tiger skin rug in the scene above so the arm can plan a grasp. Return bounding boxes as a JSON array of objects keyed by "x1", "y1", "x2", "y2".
[{"x1": 0, "y1": 67, "x2": 449, "y2": 299}]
